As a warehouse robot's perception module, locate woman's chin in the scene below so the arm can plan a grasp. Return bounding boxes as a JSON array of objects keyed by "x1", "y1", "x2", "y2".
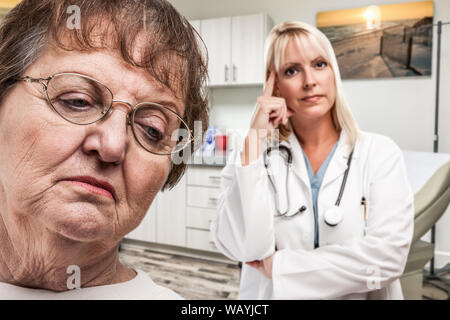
[
  {"x1": 43, "y1": 203, "x2": 114, "y2": 242},
  {"x1": 291, "y1": 105, "x2": 333, "y2": 123}
]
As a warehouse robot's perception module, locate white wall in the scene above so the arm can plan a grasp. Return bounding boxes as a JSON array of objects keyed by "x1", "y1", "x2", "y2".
[{"x1": 169, "y1": 0, "x2": 450, "y2": 268}]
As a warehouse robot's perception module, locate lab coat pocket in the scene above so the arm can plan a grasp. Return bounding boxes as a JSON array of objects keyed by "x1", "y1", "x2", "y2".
[
  {"x1": 274, "y1": 212, "x2": 314, "y2": 251},
  {"x1": 273, "y1": 171, "x2": 314, "y2": 251},
  {"x1": 320, "y1": 200, "x2": 366, "y2": 247}
]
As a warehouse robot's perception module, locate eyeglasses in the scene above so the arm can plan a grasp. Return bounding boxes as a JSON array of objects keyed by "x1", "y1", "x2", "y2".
[{"x1": 17, "y1": 72, "x2": 193, "y2": 156}]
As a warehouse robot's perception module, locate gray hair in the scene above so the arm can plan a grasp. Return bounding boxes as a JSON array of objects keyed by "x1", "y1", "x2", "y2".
[{"x1": 0, "y1": 0, "x2": 210, "y2": 190}]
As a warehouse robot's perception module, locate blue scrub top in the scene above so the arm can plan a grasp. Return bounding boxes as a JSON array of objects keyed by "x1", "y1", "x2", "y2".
[{"x1": 302, "y1": 140, "x2": 339, "y2": 249}]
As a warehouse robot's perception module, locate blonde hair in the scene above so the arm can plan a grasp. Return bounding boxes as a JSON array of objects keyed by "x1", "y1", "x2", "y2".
[{"x1": 264, "y1": 21, "x2": 360, "y2": 147}]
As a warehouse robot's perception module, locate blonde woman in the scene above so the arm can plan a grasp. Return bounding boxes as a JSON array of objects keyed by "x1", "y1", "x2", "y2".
[{"x1": 211, "y1": 21, "x2": 414, "y2": 299}]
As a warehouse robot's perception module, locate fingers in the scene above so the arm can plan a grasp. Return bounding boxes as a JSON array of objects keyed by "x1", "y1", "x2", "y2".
[
  {"x1": 278, "y1": 106, "x2": 294, "y2": 126},
  {"x1": 249, "y1": 68, "x2": 295, "y2": 141},
  {"x1": 283, "y1": 106, "x2": 295, "y2": 125},
  {"x1": 268, "y1": 104, "x2": 283, "y2": 128},
  {"x1": 286, "y1": 107, "x2": 294, "y2": 118},
  {"x1": 263, "y1": 102, "x2": 289, "y2": 128},
  {"x1": 270, "y1": 103, "x2": 290, "y2": 127},
  {"x1": 280, "y1": 106, "x2": 287, "y2": 126},
  {"x1": 262, "y1": 69, "x2": 276, "y2": 97},
  {"x1": 271, "y1": 109, "x2": 283, "y2": 128},
  {"x1": 245, "y1": 257, "x2": 274, "y2": 279},
  {"x1": 245, "y1": 261, "x2": 261, "y2": 269},
  {"x1": 261, "y1": 69, "x2": 293, "y2": 127}
]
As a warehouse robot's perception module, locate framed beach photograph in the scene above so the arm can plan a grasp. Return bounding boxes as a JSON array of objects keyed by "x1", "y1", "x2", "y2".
[
  {"x1": 317, "y1": 1, "x2": 434, "y2": 79},
  {"x1": 0, "y1": 7, "x2": 9, "y2": 20},
  {"x1": 0, "y1": 0, "x2": 15, "y2": 20}
]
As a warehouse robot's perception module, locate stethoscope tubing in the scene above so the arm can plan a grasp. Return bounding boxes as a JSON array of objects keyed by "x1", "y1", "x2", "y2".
[
  {"x1": 335, "y1": 149, "x2": 354, "y2": 206},
  {"x1": 264, "y1": 145, "x2": 297, "y2": 217},
  {"x1": 264, "y1": 144, "x2": 354, "y2": 219}
]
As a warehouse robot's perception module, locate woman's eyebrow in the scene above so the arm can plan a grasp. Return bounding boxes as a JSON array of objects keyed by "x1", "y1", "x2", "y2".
[
  {"x1": 282, "y1": 56, "x2": 328, "y2": 67},
  {"x1": 52, "y1": 69, "x2": 184, "y2": 115},
  {"x1": 313, "y1": 55, "x2": 328, "y2": 62},
  {"x1": 146, "y1": 98, "x2": 184, "y2": 115}
]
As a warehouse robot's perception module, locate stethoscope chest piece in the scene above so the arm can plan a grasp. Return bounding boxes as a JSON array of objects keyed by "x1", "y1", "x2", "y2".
[{"x1": 324, "y1": 205, "x2": 344, "y2": 227}]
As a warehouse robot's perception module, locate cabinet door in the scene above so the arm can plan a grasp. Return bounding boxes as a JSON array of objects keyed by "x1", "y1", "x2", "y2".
[
  {"x1": 190, "y1": 20, "x2": 208, "y2": 71},
  {"x1": 201, "y1": 17, "x2": 231, "y2": 86},
  {"x1": 187, "y1": 186, "x2": 220, "y2": 209},
  {"x1": 126, "y1": 199, "x2": 157, "y2": 242},
  {"x1": 231, "y1": 14, "x2": 266, "y2": 85},
  {"x1": 186, "y1": 207, "x2": 216, "y2": 230},
  {"x1": 187, "y1": 166, "x2": 222, "y2": 187},
  {"x1": 186, "y1": 228, "x2": 220, "y2": 253},
  {"x1": 156, "y1": 175, "x2": 186, "y2": 247}
]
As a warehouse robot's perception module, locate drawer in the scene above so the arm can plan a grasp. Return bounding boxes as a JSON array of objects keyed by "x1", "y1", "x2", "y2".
[
  {"x1": 186, "y1": 228, "x2": 219, "y2": 252},
  {"x1": 186, "y1": 207, "x2": 216, "y2": 230},
  {"x1": 187, "y1": 186, "x2": 220, "y2": 208},
  {"x1": 187, "y1": 167, "x2": 222, "y2": 187}
]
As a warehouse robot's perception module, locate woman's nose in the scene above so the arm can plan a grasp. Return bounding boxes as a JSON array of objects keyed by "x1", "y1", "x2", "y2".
[
  {"x1": 303, "y1": 69, "x2": 317, "y2": 89},
  {"x1": 82, "y1": 108, "x2": 130, "y2": 165}
]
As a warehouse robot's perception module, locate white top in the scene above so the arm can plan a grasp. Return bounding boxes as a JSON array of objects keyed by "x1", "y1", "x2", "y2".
[
  {"x1": 0, "y1": 269, "x2": 182, "y2": 300},
  {"x1": 212, "y1": 130, "x2": 414, "y2": 300}
]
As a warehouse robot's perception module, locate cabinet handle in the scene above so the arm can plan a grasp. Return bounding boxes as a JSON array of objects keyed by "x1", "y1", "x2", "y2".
[
  {"x1": 233, "y1": 64, "x2": 237, "y2": 82},
  {"x1": 208, "y1": 197, "x2": 218, "y2": 205},
  {"x1": 208, "y1": 176, "x2": 221, "y2": 180},
  {"x1": 224, "y1": 65, "x2": 229, "y2": 82}
]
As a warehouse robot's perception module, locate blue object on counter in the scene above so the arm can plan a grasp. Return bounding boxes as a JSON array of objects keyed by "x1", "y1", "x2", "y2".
[{"x1": 201, "y1": 126, "x2": 216, "y2": 156}]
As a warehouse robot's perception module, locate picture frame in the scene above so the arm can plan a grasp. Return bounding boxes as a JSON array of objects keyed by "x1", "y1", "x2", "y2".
[{"x1": 317, "y1": 1, "x2": 434, "y2": 79}]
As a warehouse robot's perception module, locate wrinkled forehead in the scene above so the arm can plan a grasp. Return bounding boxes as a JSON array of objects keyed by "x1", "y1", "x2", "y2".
[
  {"x1": 52, "y1": 19, "x2": 189, "y2": 105},
  {"x1": 274, "y1": 32, "x2": 330, "y2": 70},
  {"x1": 26, "y1": 42, "x2": 185, "y2": 116}
]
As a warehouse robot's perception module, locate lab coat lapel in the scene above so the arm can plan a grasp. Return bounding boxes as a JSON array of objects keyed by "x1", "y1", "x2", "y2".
[
  {"x1": 285, "y1": 133, "x2": 310, "y2": 188},
  {"x1": 321, "y1": 130, "x2": 353, "y2": 188},
  {"x1": 286, "y1": 130, "x2": 353, "y2": 189}
]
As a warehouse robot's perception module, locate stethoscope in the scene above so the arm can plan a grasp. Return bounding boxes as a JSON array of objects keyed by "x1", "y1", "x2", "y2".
[{"x1": 263, "y1": 144, "x2": 354, "y2": 227}]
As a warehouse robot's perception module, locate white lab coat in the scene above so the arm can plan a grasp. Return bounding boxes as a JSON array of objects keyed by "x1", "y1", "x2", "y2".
[{"x1": 211, "y1": 130, "x2": 414, "y2": 299}]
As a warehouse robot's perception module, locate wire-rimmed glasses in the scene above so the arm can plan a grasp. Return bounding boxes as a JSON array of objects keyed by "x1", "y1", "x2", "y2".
[{"x1": 17, "y1": 72, "x2": 193, "y2": 156}]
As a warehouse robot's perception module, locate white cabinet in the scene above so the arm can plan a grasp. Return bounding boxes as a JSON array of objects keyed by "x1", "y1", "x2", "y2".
[
  {"x1": 187, "y1": 166, "x2": 222, "y2": 187},
  {"x1": 186, "y1": 207, "x2": 216, "y2": 229},
  {"x1": 156, "y1": 175, "x2": 186, "y2": 247},
  {"x1": 126, "y1": 197, "x2": 157, "y2": 242},
  {"x1": 201, "y1": 17, "x2": 232, "y2": 86},
  {"x1": 185, "y1": 166, "x2": 223, "y2": 253},
  {"x1": 125, "y1": 176, "x2": 186, "y2": 247},
  {"x1": 186, "y1": 228, "x2": 219, "y2": 252},
  {"x1": 187, "y1": 186, "x2": 220, "y2": 208},
  {"x1": 231, "y1": 14, "x2": 270, "y2": 85},
  {"x1": 199, "y1": 13, "x2": 273, "y2": 87},
  {"x1": 125, "y1": 166, "x2": 227, "y2": 256}
]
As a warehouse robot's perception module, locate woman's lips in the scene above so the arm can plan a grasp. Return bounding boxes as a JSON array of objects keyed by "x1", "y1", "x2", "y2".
[
  {"x1": 301, "y1": 95, "x2": 323, "y2": 103},
  {"x1": 61, "y1": 176, "x2": 116, "y2": 201}
]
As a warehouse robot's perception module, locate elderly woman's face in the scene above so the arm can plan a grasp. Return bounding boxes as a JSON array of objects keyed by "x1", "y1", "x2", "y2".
[{"x1": 0, "y1": 46, "x2": 182, "y2": 244}]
